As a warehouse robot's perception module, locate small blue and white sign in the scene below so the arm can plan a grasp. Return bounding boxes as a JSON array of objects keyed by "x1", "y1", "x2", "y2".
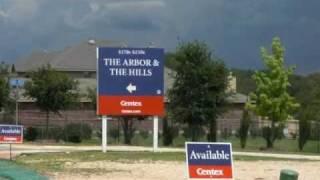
[
  {"x1": 0, "y1": 125, "x2": 23, "y2": 144},
  {"x1": 185, "y1": 142, "x2": 233, "y2": 179},
  {"x1": 9, "y1": 78, "x2": 25, "y2": 88}
]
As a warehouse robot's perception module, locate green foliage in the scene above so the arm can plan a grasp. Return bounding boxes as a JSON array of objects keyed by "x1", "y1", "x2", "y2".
[
  {"x1": 139, "y1": 130, "x2": 149, "y2": 139},
  {"x1": 239, "y1": 110, "x2": 251, "y2": 148},
  {"x1": 24, "y1": 127, "x2": 39, "y2": 141},
  {"x1": 63, "y1": 123, "x2": 92, "y2": 143},
  {"x1": 247, "y1": 37, "x2": 299, "y2": 148},
  {"x1": 164, "y1": 52, "x2": 179, "y2": 70},
  {"x1": 298, "y1": 109, "x2": 311, "y2": 151},
  {"x1": 24, "y1": 65, "x2": 79, "y2": 138},
  {"x1": 86, "y1": 87, "x2": 97, "y2": 110},
  {"x1": 183, "y1": 126, "x2": 205, "y2": 140},
  {"x1": 172, "y1": 135, "x2": 186, "y2": 147},
  {"x1": 48, "y1": 126, "x2": 64, "y2": 142},
  {"x1": 0, "y1": 62, "x2": 10, "y2": 110},
  {"x1": 162, "y1": 117, "x2": 179, "y2": 146},
  {"x1": 0, "y1": 76, "x2": 9, "y2": 110},
  {"x1": 168, "y1": 41, "x2": 229, "y2": 141},
  {"x1": 120, "y1": 117, "x2": 135, "y2": 145},
  {"x1": 108, "y1": 127, "x2": 120, "y2": 140}
]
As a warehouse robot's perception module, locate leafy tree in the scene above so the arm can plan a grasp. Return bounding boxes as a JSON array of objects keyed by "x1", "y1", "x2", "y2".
[
  {"x1": 86, "y1": 87, "x2": 97, "y2": 110},
  {"x1": 246, "y1": 37, "x2": 299, "y2": 148},
  {"x1": 168, "y1": 41, "x2": 229, "y2": 141},
  {"x1": 239, "y1": 110, "x2": 251, "y2": 148},
  {"x1": 0, "y1": 62, "x2": 10, "y2": 122},
  {"x1": 24, "y1": 65, "x2": 79, "y2": 138},
  {"x1": 0, "y1": 76, "x2": 9, "y2": 111},
  {"x1": 120, "y1": 117, "x2": 135, "y2": 144},
  {"x1": 165, "y1": 52, "x2": 179, "y2": 70},
  {"x1": 298, "y1": 109, "x2": 311, "y2": 151},
  {"x1": 0, "y1": 61, "x2": 9, "y2": 75}
]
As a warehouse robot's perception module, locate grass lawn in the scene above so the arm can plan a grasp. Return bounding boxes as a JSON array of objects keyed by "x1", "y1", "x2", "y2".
[
  {"x1": 24, "y1": 134, "x2": 320, "y2": 155},
  {"x1": 15, "y1": 151, "x2": 318, "y2": 174},
  {"x1": 222, "y1": 137, "x2": 320, "y2": 154}
]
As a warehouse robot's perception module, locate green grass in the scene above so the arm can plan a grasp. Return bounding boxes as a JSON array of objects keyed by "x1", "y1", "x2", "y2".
[
  {"x1": 25, "y1": 134, "x2": 320, "y2": 155},
  {"x1": 222, "y1": 137, "x2": 320, "y2": 154}
]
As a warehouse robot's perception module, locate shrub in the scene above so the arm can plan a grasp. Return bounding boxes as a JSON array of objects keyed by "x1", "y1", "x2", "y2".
[
  {"x1": 108, "y1": 127, "x2": 120, "y2": 140},
  {"x1": 172, "y1": 136, "x2": 186, "y2": 147},
  {"x1": 24, "y1": 127, "x2": 38, "y2": 141},
  {"x1": 131, "y1": 134, "x2": 146, "y2": 146},
  {"x1": 63, "y1": 123, "x2": 92, "y2": 143},
  {"x1": 139, "y1": 130, "x2": 150, "y2": 139},
  {"x1": 239, "y1": 110, "x2": 251, "y2": 148},
  {"x1": 183, "y1": 126, "x2": 205, "y2": 140},
  {"x1": 48, "y1": 126, "x2": 63, "y2": 142},
  {"x1": 299, "y1": 118, "x2": 310, "y2": 151}
]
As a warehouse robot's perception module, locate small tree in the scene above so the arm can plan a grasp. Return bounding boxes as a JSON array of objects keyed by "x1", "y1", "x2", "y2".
[
  {"x1": 0, "y1": 62, "x2": 10, "y2": 123},
  {"x1": 0, "y1": 76, "x2": 9, "y2": 111},
  {"x1": 239, "y1": 110, "x2": 251, "y2": 148},
  {"x1": 86, "y1": 87, "x2": 97, "y2": 110},
  {"x1": 168, "y1": 41, "x2": 228, "y2": 141},
  {"x1": 120, "y1": 116, "x2": 136, "y2": 145},
  {"x1": 246, "y1": 37, "x2": 299, "y2": 148},
  {"x1": 298, "y1": 107, "x2": 312, "y2": 151},
  {"x1": 24, "y1": 65, "x2": 78, "y2": 138}
]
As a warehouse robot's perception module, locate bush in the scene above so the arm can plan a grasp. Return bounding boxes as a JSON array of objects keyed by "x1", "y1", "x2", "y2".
[
  {"x1": 108, "y1": 127, "x2": 120, "y2": 140},
  {"x1": 24, "y1": 127, "x2": 38, "y2": 141},
  {"x1": 172, "y1": 136, "x2": 186, "y2": 147},
  {"x1": 131, "y1": 134, "x2": 145, "y2": 146},
  {"x1": 299, "y1": 118, "x2": 310, "y2": 151},
  {"x1": 139, "y1": 130, "x2": 150, "y2": 139},
  {"x1": 48, "y1": 126, "x2": 63, "y2": 142},
  {"x1": 183, "y1": 126, "x2": 205, "y2": 140},
  {"x1": 239, "y1": 110, "x2": 251, "y2": 148},
  {"x1": 63, "y1": 123, "x2": 92, "y2": 143}
]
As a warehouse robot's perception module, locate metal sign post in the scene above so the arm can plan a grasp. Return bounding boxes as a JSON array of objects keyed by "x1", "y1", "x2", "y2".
[
  {"x1": 9, "y1": 144, "x2": 12, "y2": 160},
  {"x1": 102, "y1": 116, "x2": 107, "y2": 153},
  {"x1": 153, "y1": 116, "x2": 159, "y2": 152}
]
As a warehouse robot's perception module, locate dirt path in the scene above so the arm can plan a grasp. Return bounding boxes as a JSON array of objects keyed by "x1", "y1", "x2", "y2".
[{"x1": 53, "y1": 160, "x2": 320, "y2": 180}]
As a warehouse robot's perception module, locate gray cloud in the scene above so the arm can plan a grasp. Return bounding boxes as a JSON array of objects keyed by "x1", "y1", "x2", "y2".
[{"x1": 0, "y1": 0, "x2": 320, "y2": 73}]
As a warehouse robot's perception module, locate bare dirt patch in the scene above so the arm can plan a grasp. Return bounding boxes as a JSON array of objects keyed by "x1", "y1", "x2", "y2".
[{"x1": 52, "y1": 160, "x2": 320, "y2": 180}]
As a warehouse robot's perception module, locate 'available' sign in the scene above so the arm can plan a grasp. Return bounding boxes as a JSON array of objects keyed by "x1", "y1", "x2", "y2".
[
  {"x1": 185, "y1": 142, "x2": 233, "y2": 179},
  {"x1": 0, "y1": 125, "x2": 23, "y2": 144}
]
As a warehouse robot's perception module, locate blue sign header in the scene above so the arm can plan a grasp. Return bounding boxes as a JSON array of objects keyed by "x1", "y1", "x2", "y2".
[{"x1": 98, "y1": 47, "x2": 164, "y2": 96}]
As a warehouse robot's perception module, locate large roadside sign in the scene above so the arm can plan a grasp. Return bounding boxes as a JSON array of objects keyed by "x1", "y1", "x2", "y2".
[
  {"x1": 0, "y1": 125, "x2": 23, "y2": 144},
  {"x1": 97, "y1": 47, "x2": 164, "y2": 116},
  {"x1": 185, "y1": 142, "x2": 233, "y2": 179}
]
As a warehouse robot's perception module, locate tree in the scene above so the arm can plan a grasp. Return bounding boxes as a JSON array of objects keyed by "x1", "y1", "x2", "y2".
[
  {"x1": 239, "y1": 110, "x2": 251, "y2": 148},
  {"x1": 0, "y1": 62, "x2": 9, "y2": 112},
  {"x1": 298, "y1": 108, "x2": 311, "y2": 151},
  {"x1": 246, "y1": 37, "x2": 299, "y2": 148},
  {"x1": 0, "y1": 76, "x2": 9, "y2": 111},
  {"x1": 168, "y1": 41, "x2": 229, "y2": 141},
  {"x1": 24, "y1": 65, "x2": 78, "y2": 138},
  {"x1": 86, "y1": 87, "x2": 97, "y2": 110}
]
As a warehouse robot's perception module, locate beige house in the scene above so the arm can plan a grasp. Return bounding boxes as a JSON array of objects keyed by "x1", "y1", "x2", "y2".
[{"x1": 13, "y1": 39, "x2": 248, "y2": 134}]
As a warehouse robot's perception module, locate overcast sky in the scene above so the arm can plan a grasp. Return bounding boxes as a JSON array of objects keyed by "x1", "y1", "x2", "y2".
[{"x1": 0, "y1": 0, "x2": 319, "y2": 73}]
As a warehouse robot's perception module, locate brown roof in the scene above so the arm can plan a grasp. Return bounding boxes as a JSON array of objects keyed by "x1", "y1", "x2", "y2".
[{"x1": 15, "y1": 40, "x2": 126, "y2": 72}]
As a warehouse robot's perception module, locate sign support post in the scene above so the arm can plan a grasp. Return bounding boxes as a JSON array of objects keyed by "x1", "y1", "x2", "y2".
[
  {"x1": 153, "y1": 116, "x2": 159, "y2": 152},
  {"x1": 9, "y1": 144, "x2": 12, "y2": 160},
  {"x1": 102, "y1": 116, "x2": 107, "y2": 153}
]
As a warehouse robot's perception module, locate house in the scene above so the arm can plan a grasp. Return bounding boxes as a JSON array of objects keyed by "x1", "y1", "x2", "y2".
[{"x1": 13, "y1": 39, "x2": 248, "y2": 134}]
